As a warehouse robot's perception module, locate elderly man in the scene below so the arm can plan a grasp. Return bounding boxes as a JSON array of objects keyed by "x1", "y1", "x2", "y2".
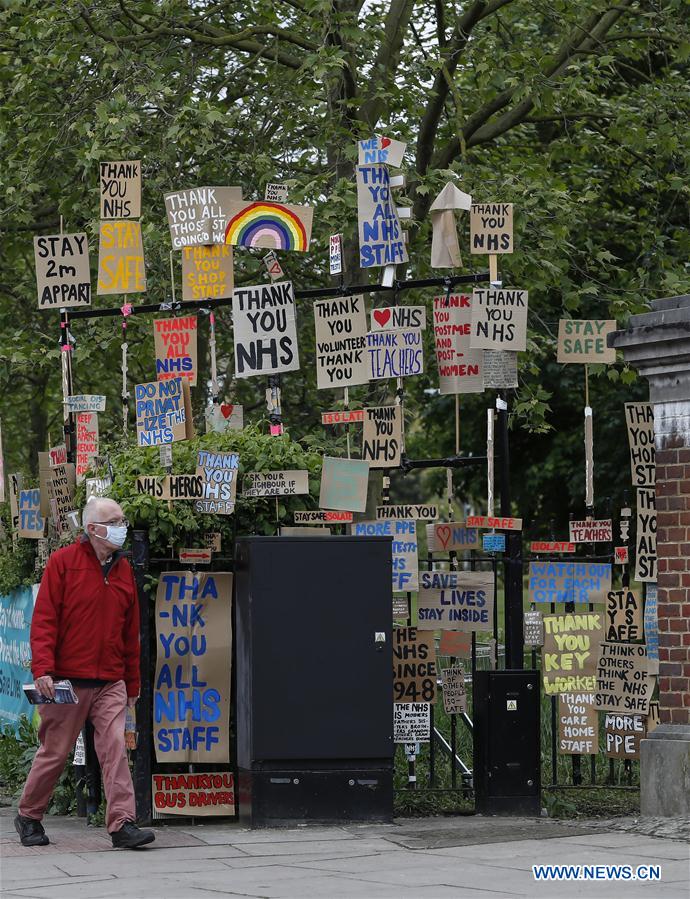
[{"x1": 15, "y1": 497, "x2": 155, "y2": 849}]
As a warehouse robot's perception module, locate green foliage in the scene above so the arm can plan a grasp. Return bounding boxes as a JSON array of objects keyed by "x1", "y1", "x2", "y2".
[
  {"x1": 0, "y1": 527, "x2": 36, "y2": 596},
  {"x1": 0, "y1": 715, "x2": 75, "y2": 814}
]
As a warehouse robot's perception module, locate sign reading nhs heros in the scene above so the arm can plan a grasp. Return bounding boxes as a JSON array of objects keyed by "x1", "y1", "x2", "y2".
[{"x1": 154, "y1": 572, "x2": 232, "y2": 763}]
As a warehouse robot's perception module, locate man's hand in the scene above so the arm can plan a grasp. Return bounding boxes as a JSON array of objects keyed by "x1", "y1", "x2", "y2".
[
  {"x1": 35, "y1": 676, "x2": 55, "y2": 699},
  {"x1": 127, "y1": 695, "x2": 138, "y2": 708}
]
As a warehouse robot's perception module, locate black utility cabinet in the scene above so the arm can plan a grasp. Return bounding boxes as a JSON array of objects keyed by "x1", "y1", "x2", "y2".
[
  {"x1": 473, "y1": 670, "x2": 541, "y2": 815},
  {"x1": 234, "y1": 536, "x2": 394, "y2": 827}
]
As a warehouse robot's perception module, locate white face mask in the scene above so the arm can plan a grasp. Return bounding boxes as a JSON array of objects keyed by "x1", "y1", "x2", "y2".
[{"x1": 94, "y1": 524, "x2": 128, "y2": 548}]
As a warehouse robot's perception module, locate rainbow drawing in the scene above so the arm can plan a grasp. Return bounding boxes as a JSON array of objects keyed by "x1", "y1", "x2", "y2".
[{"x1": 224, "y1": 201, "x2": 313, "y2": 252}]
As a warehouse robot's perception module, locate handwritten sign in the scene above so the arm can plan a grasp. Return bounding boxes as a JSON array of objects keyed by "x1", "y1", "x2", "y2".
[
  {"x1": 528, "y1": 561, "x2": 611, "y2": 605},
  {"x1": 34, "y1": 233, "x2": 91, "y2": 309},
  {"x1": 17, "y1": 489, "x2": 44, "y2": 539},
  {"x1": 329, "y1": 234, "x2": 343, "y2": 275},
  {"x1": 224, "y1": 199, "x2": 313, "y2": 252},
  {"x1": 426, "y1": 523, "x2": 481, "y2": 553},
  {"x1": 358, "y1": 135, "x2": 406, "y2": 168},
  {"x1": 542, "y1": 613, "x2": 604, "y2": 695},
  {"x1": 635, "y1": 486, "x2": 657, "y2": 582},
  {"x1": 321, "y1": 410, "x2": 364, "y2": 425},
  {"x1": 319, "y1": 457, "x2": 369, "y2": 513},
  {"x1": 135, "y1": 377, "x2": 192, "y2": 447},
  {"x1": 152, "y1": 772, "x2": 235, "y2": 817},
  {"x1": 313, "y1": 295, "x2": 368, "y2": 388},
  {"x1": 530, "y1": 542, "x2": 575, "y2": 553},
  {"x1": 557, "y1": 320, "x2": 616, "y2": 364},
  {"x1": 353, "y1": 519, "x2": 418, "y2": 592},
  {"x1": 182, "y1": 245, "x2": 233, "y2": 300},
  {"x1": 569, "y1": 519, "x2": 612, "y2": 543},
  {"x1": 606, "y1": 588, "x2": 642, "y2": 642},
  {"x1": 470, "y1": 203, "x2": 513, "y2": 254},
  {"x1": 362, "y1": 405, "x2": 402, "y2": 468},
  {"x1": 417, "y1": 570, "x2": 495, "y2": 632},
  {"x1": 233, "y1": 281, "x2": 299, "y2": 378},
  {"x1": 483, "y1": 533, "x2": 505, "y2": 552},
  {"x1": 46, "y1": 463, "x2": 76, "y2": 536},
  {"x1": 439, "y1": 631, "x2": 472, "y2": 658},
  {"x1": 441, "y1": 667, "x2": 467, "y2": 715},
  {"x1": 377, "y1": 504, "x2": 438, "y2": 521},
  {"x1": 9, "y1": 473, "x2": 23, "y2": 533},
  {"x1": 625, "y1": 403, "x2": 655, "y2": 487},
  {"x1": 595, "y1": 642, "x2": 652, "y2": 713},
  {"x1": 356, "y1": 164, "x2": 408, "y2": 268},
  {"x1": 604, "y1": 713, "x2": 645, "y2": 759},
  {"x1": 154, "y1": 572, "x2": 232, "y2": 763},
  {"x1": 243, "y1": 470, "x2": 309, "y2": 497},
  {"x1": 370, "y1": 307, "x2": 426, "y2": 332},
  {"x1": 154, "y1": 316, "x2": 198, "y2": 385},
  {"x1": 393, "y1": 627, "x2": 436, "y2": 703},
  {"x1": 0, "y1": 421, "x2": 4, "y2": 505},
  {"x1": 136, "y1": 475, "x2": 204, "y2": 501},
  {"x1": 433, "y1": 294, "x2": 483, "y2": 394},
  {"x1": 293, "y1": 510, "x2": 353, "y2": 524},
  {"x1": 75, "y1": 412, "x2": 99, "y2": 483},
  {"x1": 558, "y1": 693, "x2": 598, "y2": 755},
  {"x1": 644, "y1": 584, "x2": 658, "y2": 668},
  {"x1": 97, "y1": 221, "x2": 146, "y2": 295},
  {"x1": 195, "y1": 451, "x2": 239, "y2": 515},
  {"x1": 205, "y1": 403, "x2": 244, "y2": 433},
  {"x1": 48, "y1": 445, "x2": 67, "y2": 467},
  {"x1": 366, "y1": 329, "x2": 423, "y2": 380},
  {"x1": 470, "y1": 289, "x2": 528, "y2": 351},
  {"x1": 523, "y1": 610, "x2": 544, "y2": 647},
  {"x1": 86, "y1": 476, "x2": 111, "y2": 500},
  {"x1": 65, "y1": 395, "x2": 106, "y2": 413},
  {"x1": 100, "y1": 160, "x2": 141, "y2": 219},
  {"x1": 393, "y1": 702, "x2": 430, "y2": 743},
  {"x1": 164, "y1": 186, "x2": 242, "y2": 248},
  {"x1": 264, "y1": 182, "x2": 288, "y2": 203},
  {"x1": 466, "y1": 515, "x2": 522, "y2": 530},
  {"x1": 483, "y1": 350, "x2": 518, "y2": 389}
]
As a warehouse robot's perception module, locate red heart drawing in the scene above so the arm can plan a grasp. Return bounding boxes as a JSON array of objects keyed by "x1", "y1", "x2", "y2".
[
  {"x1": 436, "y1": 525, "x2": 452, "y2": 549},
  {"x1": 380, "y1": 137, "x2": 391, "y2": 148},
  {"x1": 220, "y1": 403, "x2": 234, "y2": 419},
  {"x1": 373, "y1": 309, "x2": 391, "y2": 327}
]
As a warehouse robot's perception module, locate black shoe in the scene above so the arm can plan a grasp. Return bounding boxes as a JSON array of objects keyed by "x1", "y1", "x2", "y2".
[
  {"x1": 111, "y1": 820, "x2": 155, "y2": 849},
  {"x1": 14, "y1": 814, "x2": 49, "y2": 847}
]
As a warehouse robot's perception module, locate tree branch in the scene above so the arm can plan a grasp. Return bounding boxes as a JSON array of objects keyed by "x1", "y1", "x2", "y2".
[{"x1": 359, "y1": 0, "x2": 416, "y2": 128}]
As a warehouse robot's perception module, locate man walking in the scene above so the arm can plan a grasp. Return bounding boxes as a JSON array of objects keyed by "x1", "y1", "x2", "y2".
[{"x1": 15, "y1": 497, "x2": 155, "y2": 849}]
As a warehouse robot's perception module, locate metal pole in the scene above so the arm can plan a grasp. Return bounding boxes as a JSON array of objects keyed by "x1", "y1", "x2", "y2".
[
  {"x1": 498, "y1": 395, "x2": 523, "y2": 669},
  {"x1": 131, "y1": 529, "x2": 153, "y2": 825}
]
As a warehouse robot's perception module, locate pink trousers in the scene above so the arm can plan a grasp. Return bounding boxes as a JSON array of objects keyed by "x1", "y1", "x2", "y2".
[{"x1": 19, "y1": 680, "x2": 135, "y2": 833}]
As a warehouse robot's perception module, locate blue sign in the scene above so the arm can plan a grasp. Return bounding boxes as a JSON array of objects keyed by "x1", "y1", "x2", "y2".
[
  {"x1": 483, "y1": 533, "x2": 506, "y2": 553},
  {"x1": 0, "y1": 586, "x2": 36, "y2": 733},
  {"x1": 643, "y1": 583, "x2": 658, "y2": 663}
]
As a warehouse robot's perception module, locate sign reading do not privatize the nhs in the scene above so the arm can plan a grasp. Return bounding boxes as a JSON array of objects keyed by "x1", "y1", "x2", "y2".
[{"x1": 154, "y1": 572, "x2": 232, "y2": 763}]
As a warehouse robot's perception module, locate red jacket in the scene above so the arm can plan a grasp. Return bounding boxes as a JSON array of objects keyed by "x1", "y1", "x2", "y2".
[{"x1": 31, "y1": 538, "x2": 141, "y2": 697}]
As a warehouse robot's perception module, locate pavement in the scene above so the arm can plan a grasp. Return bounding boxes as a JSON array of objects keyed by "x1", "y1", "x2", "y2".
[{"x1": 1, "y1": 807, "x2": 688, "y2": 898}]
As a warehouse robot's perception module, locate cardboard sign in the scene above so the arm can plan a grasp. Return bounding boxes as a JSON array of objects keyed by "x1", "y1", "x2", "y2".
[
  {"x1": 635, "y1": 486, "x2": 657, "y2": 582},
  {"x1": 604, "y1": 713, "x2": 645, "y2": 759},
  {"x1": 353, "y1": 519, "x2": 418, "y2": 592},
  {"x1": 233, "y1": 281, "x2": 299, "y2": 378},
  {"x1": 442, "y1": 667, "x2": 467, "y2": 715},
  {"x1": 154, "y1": 572, "x2": 232, "y2": 763},
  {"x1": 205, "y1": 402, "x2": 244, "y2": 434},
  {"x1": 557, "y1": 320, "x2": 616, "y2": 364},
  {"x1": 470, "y1": 203, "x2": 513, "y2": 254},
  {"x1": 182, "y1": 245, "x2": 233, "y2": 301},
  {"x1": 426, "y1": 522, "x2": 481, "y2": 553},
  {"x1": 433, "y1": 294, "x2": 483, "y2": 394},
  {"x1": 523, "y1": 610, "x2": 544, "y2": 647},
  {"x1": 9, "y1": 473, "x2": 23, "y2": 533},
  {"x1": 439, "y1": 631, "x2": 472, "y2": 658},
  {"x1": 319, "y1": 457, "x2": 369, "y2": 512},
  {"x1": 329, "y1": 234, "x2": 343, "y2": 275},
  {"x1": 370, "y1": 307, "x2": 426, "y2": 332},
  {"x1": 48, "y1": 445, "x2": 67, "y2": 467},
  {"x1": 466, "y1": 515, "x2": 521, "y2": 530},
  {"x1": 569, "y1": 519, "x2": 612, "y2": 543},
  {"x1": 85, "y1": 476, "x2": 111, "y2": 499},
  {"x1": 135, "y1": 377, "x2": 192, "y2": 447},
  {"x1": 262, "y1": 250, "x2": 284, "y2": 282},
  {"x1": 393, "y1": 627, "x2": 437, "y2": 703},
  {"x1": 362, "y1": 405, "x2": 402, "y2": 468},
  {"x1": 483, "y1": 350, "x2": 518, "y2": 389},
  {"x1": 366, "y1": 329, "x2": 423, "y2": 380},
  {"x1": 417, "y1": 570, "x2": 495, "y2": 632},
  {"x1": 643, "y1": 584, "x2": 658, "y2": 667},
  {"x1": 647, "y1": 701, "x2": 660, "y2": 733},
  {"x1": 136, "y1": 475, "x2": 204, "y2": 501},
  {"x1": 606, "y1": 588, "x2": 642, "y2": 642},
  {"x1": 281, "y1": 526, "x2": 330, "y2": 537},
  {"x1": 164, "y1": 186, "x2": 243, "y2": 248},
  {"x1": 17, "y1": 489, "x2": 44, "y2": 538},
  {"x1": 595, "y1": 642, "x2": 652, "y2": 713},
  {"x1": 97, "y1": 221, "x2": 146, "y2": 295},
  {"x1": 34, "y1": 233, "x2": 91, "y2": 309},
  {"x1": 154, "y1": 316, "x2": 198, "y2": 385},
  {"x1": 559, "y1": 693, "x2": 598, "y2": 755},
  {"x1": 75, "y1": 412, "x2": 99, "y2": 483},
  {"x1": 152, "y1": 772, "x2": 235, "y2": 817},
  {"x1": 528, "y1": 561, "x2": 611, "y2": 605},
  {"x1": 542, "y1": 613, "x2": 604, "y2": 695},
  {"x1": 293, "y1": 510, "x2": 353, "y2": 524},
  {"x1": 264, "y1": 182, "x2": 288, "y2": 203},
  {"x1": 530, "y1": 541, "x2": 576, "y2": 554},
  {"x1": 393, "y1": 702, "x2": 430, "y2": 743},
  {"x1": 100, "y1": 160, "x2": 141, "y2": 219},
  {"x1": 313, "y1": 295, "x2": 368, "y2": 389},
  {"x1": 224, "y1": 199, "x2": 313, "y2": 252},
  {"x1": 356, "y1": 164, "x2": 408, "y2": 268},
  {"x1": 205, "y1": 532, "x2": 222, "y2": 553},
  {"x1": 377, "y1": 504, "x2": 438, "y2": 521},
  {"x1": 321, "y1": 410, "x2": 364, "y2": 425},
  {"x1": 47, "y1": 463, "x2": 76, "y2": 535},
  {"x1": 243, "y1": 470, "x2": 309, "y2": 497},
  {"x1": 625, "y1": 403, "x2": 655, "y2": 487},
  {"x1": 65, "y1": 395, "x2": 106, "y2": 413},
  {"x1": 358, "y1": 135, "x2": 406, "y2": 168},
  {"x1": 470, "y1": 290, "x2": 528, "y2": 351},
  {"x1": 195, "y1": 451, "x2": 240, "y2": 515},
  {"x1": 178, "y1": 549, "x2": 212, "y2": 565}
]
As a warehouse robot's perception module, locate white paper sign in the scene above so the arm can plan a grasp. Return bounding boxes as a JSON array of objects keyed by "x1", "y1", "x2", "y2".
[
  {"x1": 233, "y1": 281, "x2": 299, "y2": 378},
  {"x1": 366, "y1": 329, "x2": 423, "y2": 380},
  {"x1": 314, "y1": 295, "x2": 368, "y2": 389},
  {"x1": 393, "y1": 702, "x2": 430, "y2": 743}
]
